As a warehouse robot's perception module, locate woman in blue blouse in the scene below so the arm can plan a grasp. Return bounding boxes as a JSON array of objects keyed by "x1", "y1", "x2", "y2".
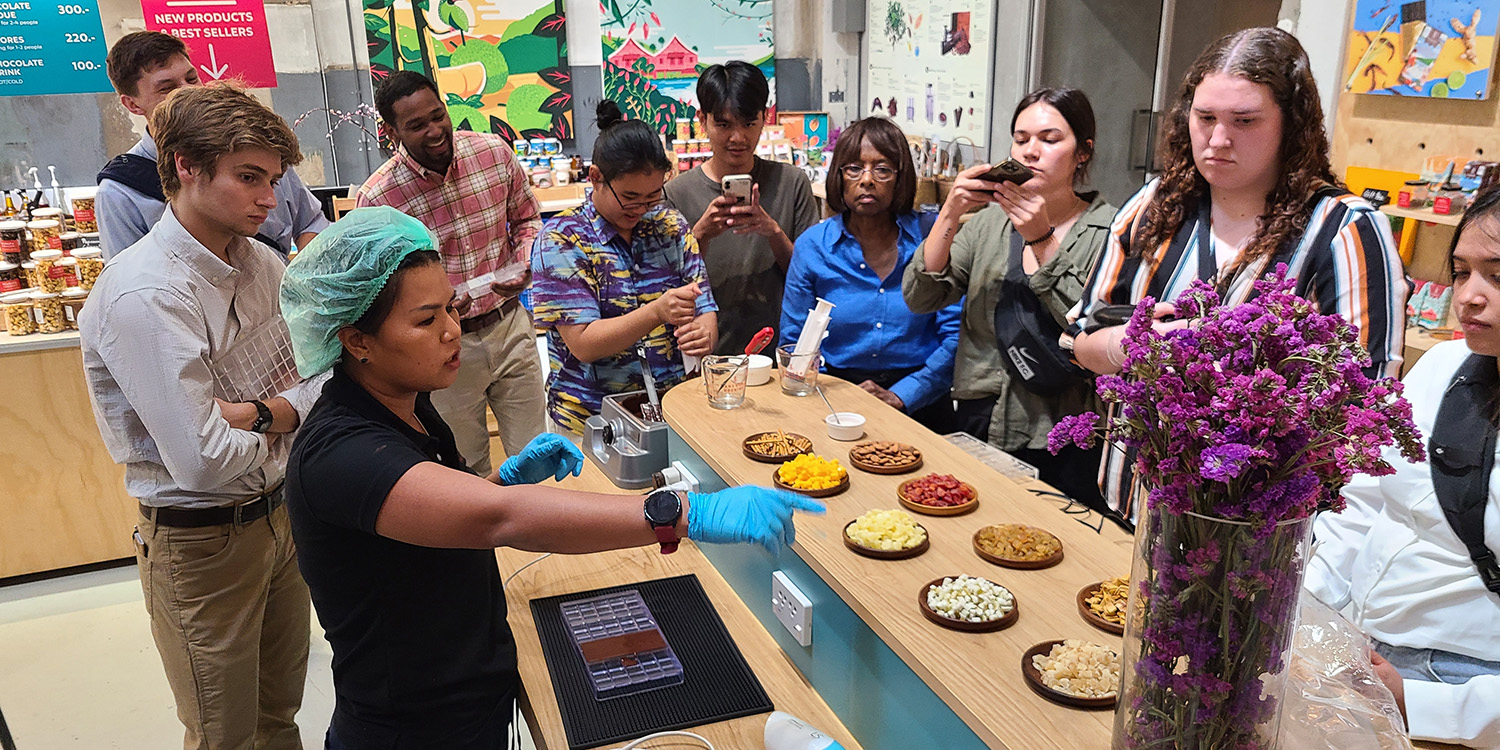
[{"x1": 780, "y1": 117, "x2": 960, "y2": 431}]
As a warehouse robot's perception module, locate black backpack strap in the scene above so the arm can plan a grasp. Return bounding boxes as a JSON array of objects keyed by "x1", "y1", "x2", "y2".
[
  {"x1": 96, "y1": 153, "x2": 166, "y2": 202},
  {"x1": 1428, "y1": 353, "x2": 1500, "y2": 598},
  {"x1": 1006, "y1": 227, "x2": 1026, "y2": 279}
]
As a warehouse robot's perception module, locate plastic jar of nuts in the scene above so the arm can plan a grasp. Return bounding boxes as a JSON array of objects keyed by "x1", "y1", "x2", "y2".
[
  {"x1": 27, "y1": 219, "x2": 61, "y2": 255},
  {"x1": 61, "y1": 287, "x2": 88, "y2": 329},
  {"x1": 59, "y1": 232, "x2": 81, "y2": 256},
  {"x1": 30, "y1": 249, "x2": 66, "y2": 293},
  {"x1": 73, "y1": 247, "x2": 103, "y2": 289},
  {"x1": 31, "y1": 290, "x2": 65, "y2": 333},
  {"x1": 55, "y1": 256, "x2": 79, "y2": 287},
  {"x1": 21, "y1": 261, "x2": 37, "y2": 289},
  {"x1": 0, "y1": 220, "x2": 25, "y2": 265},
  {"x1": 2, "y1": 291, "x2": 35, "y2": 335},
  {"x1": 70, "y1": 188, "x2": 98, "y2": 233},
  {"x1": 0, "y1": 261, "x2": 22, "y2": 294}
]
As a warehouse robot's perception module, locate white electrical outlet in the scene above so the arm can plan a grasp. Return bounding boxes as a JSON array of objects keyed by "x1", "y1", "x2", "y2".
[{"x1": 771, "y1": 571, "x2": 812, "y2": 647}]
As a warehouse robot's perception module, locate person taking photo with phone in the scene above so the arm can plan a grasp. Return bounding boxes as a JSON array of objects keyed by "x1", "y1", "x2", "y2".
[
  {"x1": 531, "y1": 101, "x2": 719, "y2": 433},
  {"x1": 664, "y1": 61, "x2": 820, "y2": 355},
  {"x1": 902, "y1": 88, "x2": 1115, "y2": 511},
  {"x1": 1066, "y1": 28, "x2": 1406, "y2": 528}
]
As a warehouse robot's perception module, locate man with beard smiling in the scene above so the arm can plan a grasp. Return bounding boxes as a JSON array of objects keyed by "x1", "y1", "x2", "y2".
[{"x1": 357, "y1": 71, "x2": 546, "y2": 476}]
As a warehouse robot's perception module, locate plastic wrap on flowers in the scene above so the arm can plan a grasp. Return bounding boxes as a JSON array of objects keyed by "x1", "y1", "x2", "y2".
[
  {"x1": 1277, "y1": 594, "x2": 1411, "y2": 750},
  {"x1": 1114, "y1": 506, "x2": 1313, "y2": 748}
]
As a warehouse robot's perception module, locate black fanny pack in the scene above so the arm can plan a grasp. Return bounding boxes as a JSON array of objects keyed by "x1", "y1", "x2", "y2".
[
  {"x1": 993, "y1": 229, "x2": 1090, "y2": 396},
  {"x1": 97, "y1": 153, "x2": 166, "y2": 202},
  {"x1": 1428, "y1": 353, "x2": 1500, "y2": 599}
]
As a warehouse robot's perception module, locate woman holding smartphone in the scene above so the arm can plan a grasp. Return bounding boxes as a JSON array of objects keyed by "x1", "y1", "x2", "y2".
[
  {"x1": 1068, "y1": 27, "x2": 1406, "y2": 527},
  {"x1": 902, "y1": 87, "x2": 1115, "y2": 510}
]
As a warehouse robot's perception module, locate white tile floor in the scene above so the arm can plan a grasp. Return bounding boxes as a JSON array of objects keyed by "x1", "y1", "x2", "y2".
[{"x1": 0, "y1": 562, "x2": 539, "y2": 749}]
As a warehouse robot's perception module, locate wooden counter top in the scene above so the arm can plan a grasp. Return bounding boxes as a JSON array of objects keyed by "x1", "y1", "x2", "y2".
[
  {"x1": 662, "y1": 375, "x2": 1134, "y2": 750},
  {"x1": 0, "y1": 328, "x2": 81, "y2": 355},
  {"x1": 497, "y1": 463, "x2": 861, "y2": 750}
]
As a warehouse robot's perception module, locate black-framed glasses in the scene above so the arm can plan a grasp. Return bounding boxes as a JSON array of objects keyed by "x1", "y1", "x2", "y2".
[
  {"x1": 840, "y1": 164, "x2": 899, "y2": 182},
  {"x1": 605, "y1": 180, "x2": 666, "y2": 211}
]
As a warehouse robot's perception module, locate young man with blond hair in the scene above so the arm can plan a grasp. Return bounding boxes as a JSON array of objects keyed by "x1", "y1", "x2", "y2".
[{"x1": 80, "y1": 83, "x2": 324, "y2": 750}]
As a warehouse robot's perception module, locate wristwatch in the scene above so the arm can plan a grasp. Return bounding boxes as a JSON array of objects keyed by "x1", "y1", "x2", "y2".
[
  {"x1": 249, "y1": 400, "x2": 274, "y2": 433},
  {"x1": 644, "y1": 488, "x2": 685, "y2": 554}
]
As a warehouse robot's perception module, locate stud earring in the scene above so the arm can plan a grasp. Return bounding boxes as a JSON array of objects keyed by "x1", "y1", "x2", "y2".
[{"x1": 360, "y1": 357, "x2": 369, "y2": 364}]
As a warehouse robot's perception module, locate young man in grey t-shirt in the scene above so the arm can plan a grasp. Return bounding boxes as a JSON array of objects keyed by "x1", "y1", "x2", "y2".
[{"x1": 664, "y1": 61, "x2": 820, "y2": 355}]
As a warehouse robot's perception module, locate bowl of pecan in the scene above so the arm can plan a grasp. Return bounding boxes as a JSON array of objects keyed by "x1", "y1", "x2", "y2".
[{"x1": 848, "y1": 441, "x2": 923, "y2": 474}]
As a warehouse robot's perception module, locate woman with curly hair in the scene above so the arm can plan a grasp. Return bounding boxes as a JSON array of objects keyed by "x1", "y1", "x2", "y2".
[{"x1": 1069, "y1": 27, "x2": 1406, "y2": 527}]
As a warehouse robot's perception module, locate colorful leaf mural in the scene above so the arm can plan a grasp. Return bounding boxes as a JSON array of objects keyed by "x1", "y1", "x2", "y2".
[{"x1": 362, "y1": 0, "x2": 574, "y2": 140}]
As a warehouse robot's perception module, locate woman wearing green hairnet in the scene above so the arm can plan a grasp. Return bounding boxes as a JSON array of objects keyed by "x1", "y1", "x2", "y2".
[{"x1": 279, "y1": 205, "x2": 823, "y2": 749}]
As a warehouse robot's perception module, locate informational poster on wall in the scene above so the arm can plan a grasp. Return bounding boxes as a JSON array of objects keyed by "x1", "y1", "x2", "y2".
[
  {"x1": 1345, "y1": 0, "x2": 1498, "y2": 99},
  {"x1": 600, "y1": 0, "x2": 775, "y2": 135},
  {"x1": 865, "y1": 0, "x2": 994, "y2": 147},
  {"x1": 0, "y1": 0, "x2": 111, "y2": 96},
  {"x1": 361, "y1": 0, "x2": 574, "y2": 141},
  {"x1": 142, "y1": 0, "x2": 276, "y2": 89}
]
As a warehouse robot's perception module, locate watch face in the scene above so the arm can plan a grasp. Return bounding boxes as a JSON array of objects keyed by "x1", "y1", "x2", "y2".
[{"x1": 644, "y1": 490, "x2": 681, "y2": 525}]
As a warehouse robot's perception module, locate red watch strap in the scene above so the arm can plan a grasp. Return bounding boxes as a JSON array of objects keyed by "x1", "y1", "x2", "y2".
[{"x1": 653, "y1": 524, "x2": 680, "y2": 554}]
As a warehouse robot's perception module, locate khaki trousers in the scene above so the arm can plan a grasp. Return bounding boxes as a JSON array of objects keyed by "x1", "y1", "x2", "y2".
[
  {"x1": 134, "y1": 503, "x2": 310, "y2": 750},
  {"x1": 430, "y1": 302, "x2": 546, "y2": 475}
]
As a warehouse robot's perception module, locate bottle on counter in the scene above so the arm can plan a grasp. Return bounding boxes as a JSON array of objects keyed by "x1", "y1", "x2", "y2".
[
  {"x1": 2, "y1": 192, "x2": 16, "y2": 219},
  {"x1": 2, "y1": 291, "x2": 36, "y2": 335}
]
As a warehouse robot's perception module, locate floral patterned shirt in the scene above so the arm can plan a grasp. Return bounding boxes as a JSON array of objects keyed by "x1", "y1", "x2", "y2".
[{"x1": 530, "y1": 198, "x2": 716, "y2": 432}]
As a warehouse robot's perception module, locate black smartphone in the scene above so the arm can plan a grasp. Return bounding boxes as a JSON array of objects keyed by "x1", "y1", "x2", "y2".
[
  {"x1": 1092, "y1": 304, "x2": 1138, "y2": 328},
  {"x1": 980, "y1": 158, "x2": 1034, "y2": 186}
]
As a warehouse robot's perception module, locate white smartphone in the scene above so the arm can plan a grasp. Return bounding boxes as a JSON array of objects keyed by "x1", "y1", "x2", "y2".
[{"x1": 721, "y1": 174, "x2": 753, "y2": 205}]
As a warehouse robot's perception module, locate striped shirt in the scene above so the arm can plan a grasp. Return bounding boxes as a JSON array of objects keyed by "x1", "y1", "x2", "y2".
[
  {"x1": 1071, "y1": 179, "x2": 1408, "y2": 527},
  {"x1": 356, "y1": 131, "x2": 542, "y2": 319}
]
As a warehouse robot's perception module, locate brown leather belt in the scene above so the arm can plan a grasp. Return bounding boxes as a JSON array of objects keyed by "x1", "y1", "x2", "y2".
[
  {"x1": 460, "y1": 295, "x2": 521, "y2": 334},
  {"x1": 140, "y1": 483, "x2": 284, "y2": 528}
]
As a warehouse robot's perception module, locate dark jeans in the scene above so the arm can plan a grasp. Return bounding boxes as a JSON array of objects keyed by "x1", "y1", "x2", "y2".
[
  {"x1": 325, "y1": 697, "x2": 514, "y2": 750},
  {"x1": 954, "y1": 395, "x2": 1108, "y2": 514},
  {"x1": 824, "y1": 364, "x2": 955, "y2": 434}
]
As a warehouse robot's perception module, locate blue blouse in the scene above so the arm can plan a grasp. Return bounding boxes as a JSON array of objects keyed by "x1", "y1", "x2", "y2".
[{"x1": 779, "y1": 212, "x2": 960, "y2": 411}]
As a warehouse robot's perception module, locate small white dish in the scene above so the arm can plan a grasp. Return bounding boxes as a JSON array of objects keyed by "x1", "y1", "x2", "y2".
[
  {"x1": 746, "y1": 354, "x2": 773, "y2": 385},
  {"x1": 825, "y1": 412, "x2": 866, "y2": 441}
]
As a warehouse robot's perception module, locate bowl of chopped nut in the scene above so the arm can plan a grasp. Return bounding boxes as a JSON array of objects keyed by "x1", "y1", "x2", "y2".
[
  {"x1": 1022, "y1": 639, "x2": 1119, "y2": 709},
  {"x1": 918, "y1": 575, "x2": 1019, "y2": 632}
]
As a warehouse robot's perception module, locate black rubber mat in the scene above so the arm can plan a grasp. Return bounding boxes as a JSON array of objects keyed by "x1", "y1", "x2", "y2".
[{"x1": 530, "y1": 574, "x2": 774, "y2": 749}]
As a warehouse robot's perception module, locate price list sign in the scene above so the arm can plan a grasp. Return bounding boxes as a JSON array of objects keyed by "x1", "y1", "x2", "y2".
[{"x1": 0, "y1": 0, "x2": 111, "y2": 95}]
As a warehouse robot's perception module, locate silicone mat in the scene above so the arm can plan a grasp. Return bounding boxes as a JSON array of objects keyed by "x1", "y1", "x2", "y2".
[{"x1": 531, "y1": 574, "x2": 773, "y2": 749}]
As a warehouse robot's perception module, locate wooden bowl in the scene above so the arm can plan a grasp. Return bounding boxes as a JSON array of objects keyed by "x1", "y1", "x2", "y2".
[
  {"x1": 843, "y1": 520, "x2": 929, "y2": 560},
  {"x1": 972, "y1": 525, "x2": 1064, "y2": 569},
  {"x1": 741, "y1": 431, "x2": 814, "y2": 464},
  {"x1": 1021, "y1": 640, "x2": 1119, "y2": 709},
  {"x1": 1077, "y1": 583, "x2": 1126, "y2": 636},
  {"x1": 773, "y1": 467, "x2": 850, "y2": 498},
  {"x1": 917, "y1": 577, "x2": 1019, "y2": 633},
  {"x1": 848, "y1": 442, "x2": 924, "y2": 475},
  {"x1": 897, "y1": 478, "x2": 978, "y2": 516}
]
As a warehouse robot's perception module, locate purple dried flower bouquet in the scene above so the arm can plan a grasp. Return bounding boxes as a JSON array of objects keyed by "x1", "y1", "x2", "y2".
[{"x1": 1050, "y1": 267, "x2": 1424, "y2": 749}]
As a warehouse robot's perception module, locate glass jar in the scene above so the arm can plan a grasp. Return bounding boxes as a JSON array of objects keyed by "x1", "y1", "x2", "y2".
[
  {"x1": 73, "y1": 247, "x2": 103, "y2": 290},
  {"x1": 2, "y1": 291, "x2": 35, "y2": 335},
  {"x1": 61, "y1": 287, "x2": 88, "y2": 330},
  {"x1": 1398, "y1": 179, "x2": 1431, "y2": 209},
  {"x1": 26, "y1": 219, "x2": 61, "y2": 255},
  {"x1": 1433, "y1": 182, "x2": 1468, "y2": 215},
  {"x1": 55, "y1": 256, "x2": 79, "y2": 287},
  {"x1": 31, "y1": 291, "x2": 64, "y2": 333},
  {"x1": 0, "y1": 220, "x2": 25, "y2": 265},
  {"x1": 0, "y1": 261, "x2": 21, "y2": 293},
  {"x1": 58, "y1": 232, "x2": 81, "y2": 256},
  {"x1": 30, "y1": 249, "x2": 66, "y2": 293},
  {"x1": 21, "y1": 261, "x2": 37, "y2": 289},
  {"x1": 70, "y1": 189, "x2": 98, "y2": 233}
]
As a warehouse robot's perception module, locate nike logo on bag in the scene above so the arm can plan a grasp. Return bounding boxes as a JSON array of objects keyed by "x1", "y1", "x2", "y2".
[{"x1": 1007, "y1": 345, "x2": 1036, "y2": 379}]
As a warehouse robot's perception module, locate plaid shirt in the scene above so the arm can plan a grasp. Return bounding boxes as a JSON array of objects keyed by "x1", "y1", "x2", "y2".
[{"x1": 356, "y1": 130, "x2": 542, "y2": 319}]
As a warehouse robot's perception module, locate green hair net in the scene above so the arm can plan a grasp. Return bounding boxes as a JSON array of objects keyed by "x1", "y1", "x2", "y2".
[{"x1": 280, "y1": 206, "x2": 439, "y2": 377}]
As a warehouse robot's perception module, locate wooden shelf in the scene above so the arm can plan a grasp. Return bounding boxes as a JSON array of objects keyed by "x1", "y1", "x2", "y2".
[{"x1": 1380, "y1": 204, "x2": 1462, "y2": 227}]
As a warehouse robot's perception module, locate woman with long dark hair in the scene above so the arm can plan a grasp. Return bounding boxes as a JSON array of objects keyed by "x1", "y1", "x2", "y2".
[
  {"x1": 1069, "y1": 27, "x2": 1406, "y2": 526},
  {"x1": 903, "y1": 87, "x2": 1116, "y2": 509},
  {"x1": 1306, "y1": 185, "x2": 1500, "y2": 747},
  {"x1": 780, "y1": 117, "x2": 960, "y2": 431}
]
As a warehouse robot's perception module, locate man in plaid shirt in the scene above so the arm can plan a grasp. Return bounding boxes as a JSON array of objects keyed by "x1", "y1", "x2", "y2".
[{"x1": 357, "y1": 71, "x2": 545, "y2": 473}]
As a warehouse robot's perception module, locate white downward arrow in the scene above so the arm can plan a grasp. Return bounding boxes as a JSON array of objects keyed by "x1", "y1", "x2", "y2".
[{"x1": 200, "y1": 43, "x2": 230, "y2": 79}]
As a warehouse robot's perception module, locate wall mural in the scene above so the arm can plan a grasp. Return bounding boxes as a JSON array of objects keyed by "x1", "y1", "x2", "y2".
[
  {"x1": 1346, "y1": 0, "x2": 1498, "y2": 99},
  {"x1": 362, "y1": 0, "x2": 574, "y2": 142},
  {"x1": 600, "y1": 0, "x2": 776, "y2": 134}
]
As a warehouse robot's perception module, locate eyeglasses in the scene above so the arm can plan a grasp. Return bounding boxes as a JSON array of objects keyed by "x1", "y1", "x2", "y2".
[
  {"x1": 840, "y1": 164, "x2": 899, "y2": 182},
  {"x1": 605, "y1": 180, "x2": 666, "y2": 211}
]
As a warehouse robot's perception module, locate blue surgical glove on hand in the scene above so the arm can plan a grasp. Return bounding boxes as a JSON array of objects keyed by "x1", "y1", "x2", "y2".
[
  {"x1": 686, "y1": 486, "x2": 826, "y2": 551},
  {"x1": 495, "y1": 433, "x2": 584, "y2": 485}
]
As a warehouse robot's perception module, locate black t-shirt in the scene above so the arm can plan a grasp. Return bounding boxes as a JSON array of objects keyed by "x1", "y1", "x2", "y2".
[{"x1": 285, "y1": 369, "x2": 518, "y2": 748}]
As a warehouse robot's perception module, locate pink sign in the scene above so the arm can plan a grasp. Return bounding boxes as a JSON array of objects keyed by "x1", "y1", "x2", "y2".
[{"x1": 142, "y1": 0, "x2": 276, "y2": 89}]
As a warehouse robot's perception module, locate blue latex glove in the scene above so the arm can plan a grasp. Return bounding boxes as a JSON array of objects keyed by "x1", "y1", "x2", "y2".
[
  {"x1": 687, "y1": 486, "x2": 826, "y2": 551},
  {"x1": 495, "y1": 433, "x2": 584, "y2": 485}
]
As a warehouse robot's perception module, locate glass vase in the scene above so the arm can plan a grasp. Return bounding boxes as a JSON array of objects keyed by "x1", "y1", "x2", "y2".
[{"x1": 1112, "y1": 504, "x2": 1314, "y2": 750}]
